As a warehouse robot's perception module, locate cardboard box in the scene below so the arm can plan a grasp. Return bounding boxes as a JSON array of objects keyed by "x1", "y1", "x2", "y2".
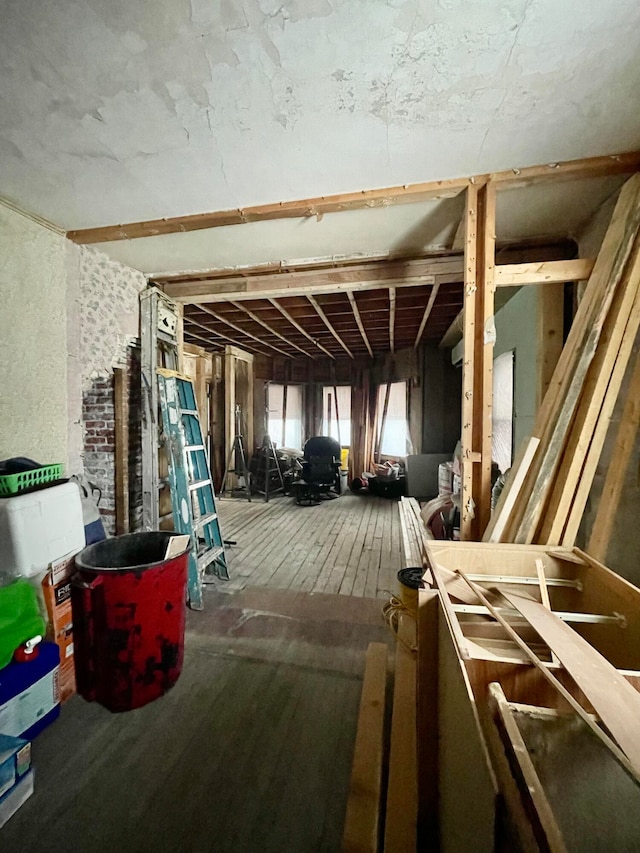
[
  {"x1": 0, "y1": 769, "x2": 34, "y2": 829},
  {"x1": 0, "y1": 734, "x2": 31, "y2": 800},
  {"x1": 42, "y1": 551, "x2": 79, "y2": 703}
]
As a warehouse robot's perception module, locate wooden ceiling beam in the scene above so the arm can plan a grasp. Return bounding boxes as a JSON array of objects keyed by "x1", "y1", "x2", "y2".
[
  {"x1": 230, "y1": 300, "x2": 315, "y2": 358},
  {"x1": 494, "y1": 258, "x2": 595, "y2": 286},
  {"x1": 347, "y1": 292, "x2": 374, "y2": 358},
  {"x1": 183, "y1": 329, "x2": 224, "y2": 351},
  {"x1": 414, "y1": 284, "x2": 441, "y2": 348},
  {"x1": 306, "y1": 295, "x2": 353, "y2": 359},
  {"x1": 67, "y1": 150, "x2": 640, "y2": 244},
  {"x1": 193, "y1": 303, "x2": 294, "y2": 358},
  {"x1": 389, "y1": 287, "x2": 396, "y2": 353},
  {"x1": 268, "y1": 299, "x2": 336, "y2": 359}
]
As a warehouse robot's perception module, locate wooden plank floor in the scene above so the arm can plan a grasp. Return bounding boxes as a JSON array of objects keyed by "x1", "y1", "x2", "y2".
[
  {"x1": 2, "y1": 493, "x2": 401, "y2": 852},
  {"x1": 215, "y1": 492, "x2": 403, "y2": 599}
]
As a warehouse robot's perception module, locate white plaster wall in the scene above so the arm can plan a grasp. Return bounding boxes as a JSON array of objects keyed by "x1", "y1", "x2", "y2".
[
  {"x1": 0, "y1": 204, "x2": 69, "y2": 466},
  {"x1": 493, "y1": 287, "x2": 538, "y2": 458}
]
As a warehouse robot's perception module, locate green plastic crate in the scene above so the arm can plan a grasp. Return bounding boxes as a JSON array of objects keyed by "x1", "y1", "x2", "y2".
[{"x1": 0, "y1": 464, "x2": 63, "y2": 497}]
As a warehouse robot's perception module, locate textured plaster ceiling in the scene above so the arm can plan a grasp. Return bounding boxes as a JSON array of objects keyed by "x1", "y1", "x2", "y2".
[{"x1": 1, "y1": 0, "x2": 639, "y2": 237}]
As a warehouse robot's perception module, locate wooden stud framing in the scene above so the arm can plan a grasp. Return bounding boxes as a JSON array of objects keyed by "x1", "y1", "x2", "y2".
[
  {"x1": 195, "y1": 303, "x2": 293, "y2": 359},
  {"x1": 388, "y1": 287, "x2": 396, "y2": 354},
  {"x1": 268, "y1": 298, "x2": 336, "y2": 359},
  {"x1": 230, "y1": 300, "x2": 315, "y2": 358},
  {"x1": 67, "y1": 150, "x2": 640, "y2": 244},
  {"x1": 461, "y1": 182, "x2": 495, "y2": 540},
  {"x1": 306, "y1": 294, "x2": 353, "y2": 358},
  {"x1": 347, "y1": 292, "x2": 374, "y2": 358},
  {"x1": 414, "y1": 283, "x2": 440, "y2": 348}
]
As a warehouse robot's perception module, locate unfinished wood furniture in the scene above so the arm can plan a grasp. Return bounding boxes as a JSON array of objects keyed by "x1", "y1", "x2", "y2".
[{"x1": 418, "y1": 540, "x2": 640, "y2": 852}]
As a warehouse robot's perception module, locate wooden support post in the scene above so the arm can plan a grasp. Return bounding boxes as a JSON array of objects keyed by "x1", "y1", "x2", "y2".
[
  {"x1": 114, "y1": 367, "x2": 130, "y2": 535},
  {"x1": 461, "y1": 183, "x2": 496, "y2": 540}
]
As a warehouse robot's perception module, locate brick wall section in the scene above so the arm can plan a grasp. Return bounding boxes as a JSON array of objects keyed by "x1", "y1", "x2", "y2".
[
  {"x1": 82, "y1": 374, "x2": 117, "y2": 534},
  {"x1": 82, "y1": 344, "x2": 143, "y2": 536}
]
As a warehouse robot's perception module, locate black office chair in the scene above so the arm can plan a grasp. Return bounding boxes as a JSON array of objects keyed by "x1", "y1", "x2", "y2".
[{"x1": 301, "y1": 436, "x2": 342, "y2": 496}]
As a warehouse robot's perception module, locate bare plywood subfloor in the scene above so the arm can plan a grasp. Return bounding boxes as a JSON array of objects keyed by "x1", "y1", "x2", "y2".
[
  {"x1": 215, "y1": 491, "x2": 403, "y2": 599},
  {"x1": 2, "y1": 495, "x2": 400, "y2": 853}
]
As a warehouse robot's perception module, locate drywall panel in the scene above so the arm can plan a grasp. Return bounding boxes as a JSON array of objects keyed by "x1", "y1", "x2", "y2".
[
  {"x1": 493, "y1": 286, "x2": 538, "y2": 462},
  {"x1": 0, "y1": 204, "x2": 68, "y2": 465}
]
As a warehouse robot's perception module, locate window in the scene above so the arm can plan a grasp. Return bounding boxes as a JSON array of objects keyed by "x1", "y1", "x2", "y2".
[
  {"x1": 267, "y1": 384, "x2": 303, "y2": 449},
  {"x1": 377, "y1": 381, "x2": 410, "y2": 457},
  {"x1": 322, "y1": 386, "x2": 351, "y2": 447}
]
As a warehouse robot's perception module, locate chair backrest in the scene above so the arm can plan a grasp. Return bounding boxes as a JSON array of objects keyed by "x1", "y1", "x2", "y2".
[{"x1": 303, "y1": 436, "x2": 341, "y2": 462}]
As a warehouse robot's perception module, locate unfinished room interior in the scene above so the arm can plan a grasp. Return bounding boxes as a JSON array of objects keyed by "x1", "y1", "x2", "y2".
[{"x1": 2, "y1": 1, "x2": 640, "y2": 850}]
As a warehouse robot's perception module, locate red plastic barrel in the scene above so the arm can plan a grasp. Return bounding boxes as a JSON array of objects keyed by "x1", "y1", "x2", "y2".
[{"x1": 71, "y1": 532, "x2": 189, "y2": 712}]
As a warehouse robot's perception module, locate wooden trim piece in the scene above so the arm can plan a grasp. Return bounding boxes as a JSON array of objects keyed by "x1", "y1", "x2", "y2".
[
  {"x1": 414, "y1": 283, "x2": 440, "y2": 348},
  {"x1": 495, "y1": 258, "x2": 594, "y2": 287},
  {"x1": 194, "y1": 303, "x2": 294, "y2": 359},
  {"x1": 384, "y1": 613, "x2": 418, "y2": 853},
  {"x1": 347, "y1": 292, "x2": 374, "y2": 358},
  {"x1": 114, "y1": 367, "x2": 129, "y2": 536},
  {"x1": 483, "y1": 437, "x2": 540, "y2": 543},
  {"x1": 342, "y1": 642, "x2": 388, "y2": 853},
  {"x1": 307, "y1": 294, "x2": 354, "y2": 358},
  {"x1": 588, "y1": 350, "x2": 640, "y2": 561},
  {"x1": 500, "y1": 588, "x2": 640, "y2": 773},
  {"x1": 229, "y1": 300, "x2": 315, "y2": 358},
  {"x1": 268, "y1": 299, "x2": 336, "y2": 359},
  {"x1": 67, "y1": 150, "x2": 640, "y2": 244}
]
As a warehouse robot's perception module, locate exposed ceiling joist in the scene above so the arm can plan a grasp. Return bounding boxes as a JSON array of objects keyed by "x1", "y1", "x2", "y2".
[
  {"x1": 194, "y1": 303, "x2": 293, "y2": 358},
  {"x1": 186, "y1": 312, "x2": 269, "y2": 357},
  {"x1": 389, "y1": 287, "x2": 396, "y2": 354},
  {"x1": 268, "y1": 299, "x2": 335, "y2": 359},
  {"x1": 306, "y1": 295, "x2": 353, "y2": 359},
  {"x1": 347, "y1": 292, "x2": 374, "y2": 358},
  {"x1": 183, "y1": 328, "x2": 224, "y2": 352},
  {"x1": 414, "y1": 284, "x2": 441, "y2": 348},
  {"x1": 230, "y1": 300, "x2": 315, "y2": 358},
  {"x1": 67, "y1": 151, "x2": 640, "y2": 245}
]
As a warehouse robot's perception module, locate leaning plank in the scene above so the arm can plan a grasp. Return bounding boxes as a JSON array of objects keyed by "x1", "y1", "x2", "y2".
[
  {"x1": 342, "y1": 643, "x2": 388, "y2": 853},
  {"x1": 483, "y1": 437, "x2": 540, "y2": 542},
  {"x1": 588, "y1": 350, "x2": 640, "y2": 561},
  {"x1": 416, "y1": 591, "x2": 439, "y2": 845},
  {"x1": 384, "y1": 614, "x2": 418, "y2": 853},
  {"x1": 457, "y1": 571, "x2": 640, "y2": 784},
  {"x1": 503, "y1": 174, "x2": 640, "y2": 541},
  {"x1": 500, "y1": 589, "x2": 640, "y2": 773},
  {"x1": 488, "y1": 683, "x2": 568, "y2": 853}
]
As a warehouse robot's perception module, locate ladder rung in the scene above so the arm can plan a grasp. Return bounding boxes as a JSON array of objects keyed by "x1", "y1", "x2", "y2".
[
  {"x1": 189, "y1": 478, "x2": 212, "y2": 491},
  {"x1": 185, "y1": 444, "x2": 205, "y2": 452},
  {"x1": 195, "y1": 511, "x2": 217, "y2": 528},
  {"x1": 180, "y1": 409, "x2": 199, "y2": 417},
  {"x1": 197, "y1": 546, "x2": 225, "y2": 571}
]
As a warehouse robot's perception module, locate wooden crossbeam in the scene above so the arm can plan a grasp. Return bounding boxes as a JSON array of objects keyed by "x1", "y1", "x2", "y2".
[
  {"x1": 193, "y1": 303, "x2": 293, "y2": 359},
  {"x1": 268, "y1": 299, "x2": 335, "y2": 359},
  {"x1": 306, "y1": 295, "x2": 353, "y2": 358},
  {"x1": 67, "y1": 150, "x2": 640, "y2": 244},
  {"x1": 229, "y1": 300, "x2": 315, "y2": 358},
  {"x1": 347, "y1": 292, "x2": 374, "y2": 358},
  {"x1": 495, "y1": 258, "x2": 594, "y2": 286}
]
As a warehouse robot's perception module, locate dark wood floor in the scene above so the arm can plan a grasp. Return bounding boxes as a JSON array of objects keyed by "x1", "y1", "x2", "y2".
[{"x1": 2, "y1": 492, "x2": 401, "y2": 852}]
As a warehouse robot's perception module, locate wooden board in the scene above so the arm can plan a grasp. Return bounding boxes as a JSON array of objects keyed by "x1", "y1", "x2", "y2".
[
  {"x1": 500, "y1": 589, "x2": 640, "y2": 772},
  {"x1": 483, "y1": 437, "x2": 540, "y2": 543},
  {"x1": 342, "y1": 643, "x2": 388, "y2": 853},
  {"x1": 384, "y1": 614, "x2": 418, "y2": 853},
  {"x1": 416, "y1": 591, "x2": 439, "y2": 847},
  {"x1": 113, "y1": 367, "x2": 129, "y2": 535}
]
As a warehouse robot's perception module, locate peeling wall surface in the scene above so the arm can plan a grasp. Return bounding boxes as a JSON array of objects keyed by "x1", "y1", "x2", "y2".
[
  {"x1": 0, "y1": 205, "x2": 69, "y2": 465},
  {"x1": 1, "y1": 0, "x2": 640, "y2": 230}
]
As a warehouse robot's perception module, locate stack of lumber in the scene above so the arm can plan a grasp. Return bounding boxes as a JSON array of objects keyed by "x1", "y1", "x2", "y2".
[{"x1": 485, "y1": 172, "x2": 640, "y2": 546}]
